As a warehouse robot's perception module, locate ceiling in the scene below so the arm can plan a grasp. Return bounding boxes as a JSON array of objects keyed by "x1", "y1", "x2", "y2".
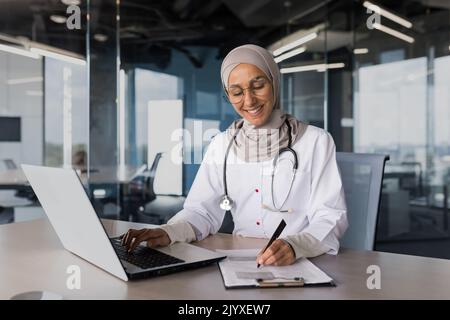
[{"x1": 0, "y1": 0, "x2": 448, "y2": 68}]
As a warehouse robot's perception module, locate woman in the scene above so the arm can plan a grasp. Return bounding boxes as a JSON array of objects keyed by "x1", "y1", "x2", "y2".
[{"x1": 122, "y1": 44, "x2": 348, "y2": 266}]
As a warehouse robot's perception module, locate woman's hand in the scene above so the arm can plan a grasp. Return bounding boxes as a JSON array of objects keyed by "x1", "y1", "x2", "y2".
[
  {"x1": 257, "y1": 239, "x2": 296, "y2": 266},
  {"x1": 121, "y1": 228, "x2": 170, "y2": 253}
]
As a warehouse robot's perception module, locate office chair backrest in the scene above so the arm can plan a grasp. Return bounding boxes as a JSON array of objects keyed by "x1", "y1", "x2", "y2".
[
  {"x1": 1, "y1": 159, "x2": 17, "y2": 170},
  {"x1": 336, "y1": 152, "x2": 389, "y2": 251},
  {"x1": 145, "y1": 152, "x2": 163, "y2": 201},
  {"x1": 127, "y1": 152, "x2": 163, "y2": 204}
]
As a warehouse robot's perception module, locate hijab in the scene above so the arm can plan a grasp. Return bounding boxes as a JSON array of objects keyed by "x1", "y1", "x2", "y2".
[{"x1": 221, "y1": 44, "x2": 308, "y2": 162}]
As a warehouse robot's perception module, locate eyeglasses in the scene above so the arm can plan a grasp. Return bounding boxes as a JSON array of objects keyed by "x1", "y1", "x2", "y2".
[{"x1": 225, "y1": 77, "x2": 271, "y2": 104}]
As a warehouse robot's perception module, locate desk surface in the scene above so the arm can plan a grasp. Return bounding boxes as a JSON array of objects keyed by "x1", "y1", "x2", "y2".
[{"x1": 1, "y1": 218, "x2": 450, "y2": 299}]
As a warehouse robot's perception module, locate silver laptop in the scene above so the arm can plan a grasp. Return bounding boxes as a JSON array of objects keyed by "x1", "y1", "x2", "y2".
[{"x1": 21, "y1": 164, "x2": 226, "y2": 281}]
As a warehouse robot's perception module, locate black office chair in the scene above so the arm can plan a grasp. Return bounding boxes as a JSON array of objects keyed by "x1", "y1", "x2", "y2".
[
  {"x1": 0, "y1": 159, "x2": 36, "y2": 224},
  {"x1": 127, "y1": 153, "x2": 186, "y2": 224}
]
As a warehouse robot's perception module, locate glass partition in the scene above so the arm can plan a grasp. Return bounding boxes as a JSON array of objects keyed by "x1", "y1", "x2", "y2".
[
  {"x1": 351, "y1": 0, "x2": 450, "y2": 258},
  {"x1": 0, "y1": 0, "x2": 89, "y2": 223},
  {"x1": 44, "y1": 57, "x2": 88, "y2": 168}
]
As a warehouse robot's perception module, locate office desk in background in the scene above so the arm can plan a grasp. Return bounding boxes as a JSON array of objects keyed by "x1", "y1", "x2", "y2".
[
  {"x1": 1, "y1": 218, "x2": 450, "y2": 299},
  {"x1": 0, "y1": 166, "x2": 140, "y2": 188},
  {"x1": 0, "y1": 166, "x2": 141, "y2": 221},
  {"x1": 0, "y1": 169, "x2": 29, "y2": 190}
]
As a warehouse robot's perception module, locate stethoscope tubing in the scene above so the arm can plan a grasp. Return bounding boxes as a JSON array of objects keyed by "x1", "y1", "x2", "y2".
[{"x1": 221, "y1": 119, "x2": 298, "y2": 212}]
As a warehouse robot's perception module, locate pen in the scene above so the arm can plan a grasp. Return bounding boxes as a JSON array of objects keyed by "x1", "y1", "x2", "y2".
[{"x1": 257, "y1": 219, "x2": 287, "y2": 268}]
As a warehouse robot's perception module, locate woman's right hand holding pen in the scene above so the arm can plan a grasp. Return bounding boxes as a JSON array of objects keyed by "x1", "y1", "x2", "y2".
[{"x1": 257, "y1": 239, "x2": 296, "y2": 267}]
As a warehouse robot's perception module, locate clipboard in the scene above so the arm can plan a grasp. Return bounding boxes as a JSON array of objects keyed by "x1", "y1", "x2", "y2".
[
  {"x1": 256, "y1": 277, "x2": 305, "y2": 288},
  {"x1": 217, "y1": 270, "x2": 307, "y2": 289},
  {"x1": 216, "y1": 250, "x2": 335, "y2": 289}
]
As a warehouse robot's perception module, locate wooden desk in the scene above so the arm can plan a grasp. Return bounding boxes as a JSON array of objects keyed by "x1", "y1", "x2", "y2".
[{"x1": 1, "y1": 218, "x2": 450, "y2": 299}]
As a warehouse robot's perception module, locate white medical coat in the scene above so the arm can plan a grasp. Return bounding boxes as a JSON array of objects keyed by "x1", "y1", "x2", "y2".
[{"x1": 168, "y1": 125, "x2": 348, "y2": 255}]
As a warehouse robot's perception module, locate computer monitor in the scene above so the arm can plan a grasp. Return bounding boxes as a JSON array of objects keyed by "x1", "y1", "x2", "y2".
[{"x1": 0, "y1": 117, "x2": 21, "y2": 142}]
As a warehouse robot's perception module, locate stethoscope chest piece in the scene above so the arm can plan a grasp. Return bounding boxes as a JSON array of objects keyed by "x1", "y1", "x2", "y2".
[{"x1": 219, "y1": 195, "x2": 234, "y2": 211}]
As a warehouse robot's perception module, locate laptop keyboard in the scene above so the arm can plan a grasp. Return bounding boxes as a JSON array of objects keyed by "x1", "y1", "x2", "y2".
[{"x1": 111, "y1": 237, "x2": 185, "y2": 269}]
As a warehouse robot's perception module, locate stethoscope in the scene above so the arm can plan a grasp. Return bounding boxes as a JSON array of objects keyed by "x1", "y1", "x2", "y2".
[{"x1": 219, "y1": 119, "x2": 298, "y2": 214}]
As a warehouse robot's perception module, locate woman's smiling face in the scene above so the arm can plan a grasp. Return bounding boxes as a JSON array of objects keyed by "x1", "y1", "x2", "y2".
[{"x1": 227, "y1": 63, "x2": 274, "y2": 127}]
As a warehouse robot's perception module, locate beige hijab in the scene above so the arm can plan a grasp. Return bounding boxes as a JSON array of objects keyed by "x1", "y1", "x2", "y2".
[{"x1": 221, "y1": 44, "x2": 308, "y2": 162}]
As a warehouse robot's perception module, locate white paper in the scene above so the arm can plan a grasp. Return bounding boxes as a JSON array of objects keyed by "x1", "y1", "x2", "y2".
[
  {"x1": 216, "y1": 249, "x2": 333, "y2": 288},
  {"x1": 215, "y1": 249, "x2": 260, "y2": 258}
]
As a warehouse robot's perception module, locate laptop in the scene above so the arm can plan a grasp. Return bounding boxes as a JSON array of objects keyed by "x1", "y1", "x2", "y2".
[{"x1": 21, "y1": 164, "x2": 226, "y2": 281}]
